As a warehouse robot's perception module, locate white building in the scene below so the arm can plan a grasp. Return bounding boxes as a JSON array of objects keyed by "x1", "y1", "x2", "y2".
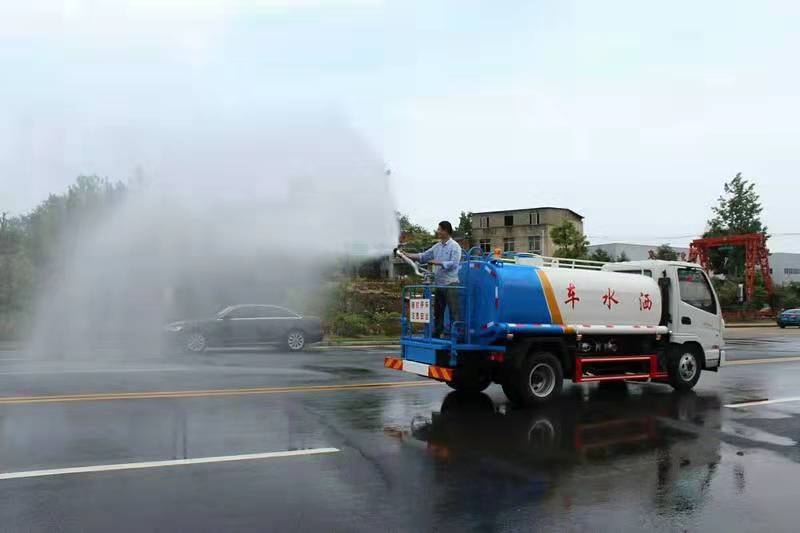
[
  {"x1": 770, "y1": 253, "x2": 800, "y2": 286},
  {"x1": 587, "y1": 243, "x2": 690, "y2": 262}
]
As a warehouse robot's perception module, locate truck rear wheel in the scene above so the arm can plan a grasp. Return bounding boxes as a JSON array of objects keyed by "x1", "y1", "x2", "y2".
[
  {"x1": 667, "y1": 346, "x2": 703, "y2": 391},
  {"x1": 508, "y1": 351, "x2": 563, "y2": 407}
]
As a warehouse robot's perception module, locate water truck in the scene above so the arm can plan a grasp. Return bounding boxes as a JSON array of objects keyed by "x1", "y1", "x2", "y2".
[{"x1": 385, "y1": 249, "x2": 725, "y2": 406}]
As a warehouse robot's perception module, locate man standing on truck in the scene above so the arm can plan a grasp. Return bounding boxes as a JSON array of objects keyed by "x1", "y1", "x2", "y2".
[{"x1": 405, "y1": 221, "x2": 462, "y2": 338}]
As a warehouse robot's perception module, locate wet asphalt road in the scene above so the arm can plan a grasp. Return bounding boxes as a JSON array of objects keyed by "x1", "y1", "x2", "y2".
[{"x1": 2, "y1": 328, "x2": 800, "y2": 532}]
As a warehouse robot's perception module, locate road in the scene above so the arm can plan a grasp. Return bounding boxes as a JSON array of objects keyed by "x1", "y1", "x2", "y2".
[{"x1": 2, "y1": 328, "x2": 800, "y2": 531}]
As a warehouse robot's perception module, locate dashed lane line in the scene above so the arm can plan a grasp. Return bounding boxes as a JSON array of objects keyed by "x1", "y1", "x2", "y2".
[
  {"x1": 0, "y1": 448, "x2": 340, "y2": 480},
  {"x1": 725, "y1": 397, "x2": 800, "y2": 408}
]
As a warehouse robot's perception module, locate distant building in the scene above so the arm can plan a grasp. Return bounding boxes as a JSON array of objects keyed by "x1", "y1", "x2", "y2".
[
  {"x1": 587, "y1": 243, "x2": 690, "y2": 262},
  {"x1": 470, "y1": 207, "x2": 584, "y2": 256},
  {"x1": 589, "y1": 243, "x2": 800, "y2": 287},
  {"x1": 769, "y1": 253, "x2": 800, "y2": 286}
]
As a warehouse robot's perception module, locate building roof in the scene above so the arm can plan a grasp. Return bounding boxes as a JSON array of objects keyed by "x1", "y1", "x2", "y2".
[{"x1": 471, "y1": 206, "x2": 584, "y2": 220}]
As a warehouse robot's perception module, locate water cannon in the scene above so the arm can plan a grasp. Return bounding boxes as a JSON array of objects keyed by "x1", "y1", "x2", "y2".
[{"x1": 395, "y1": 244, "x2": 433, "y2": 283}]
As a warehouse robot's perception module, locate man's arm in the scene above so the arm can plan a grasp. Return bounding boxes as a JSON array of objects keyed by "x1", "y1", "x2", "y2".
[{"x1": 417, "y1": 245, "x2": 436, "y2": 264}]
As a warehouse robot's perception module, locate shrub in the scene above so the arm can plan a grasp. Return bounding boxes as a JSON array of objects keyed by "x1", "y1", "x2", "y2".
[
  {"x1": 373, "y1": 311, "x2": 402, "y2": 336},
  {"x1": 331, "y1": 312, "x2": 371, "y2": 337}
]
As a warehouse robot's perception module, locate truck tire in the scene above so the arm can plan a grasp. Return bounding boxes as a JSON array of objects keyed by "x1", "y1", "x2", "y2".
[
  {"x1": 446, "y1": 368, "x2": 491, "y2": 393},
  {"x1": 667, "y1": 345, "x2": 702, "y2": 391},
  {"x1": 511, "y1": 351, "x2": 564, "y2": 407}
]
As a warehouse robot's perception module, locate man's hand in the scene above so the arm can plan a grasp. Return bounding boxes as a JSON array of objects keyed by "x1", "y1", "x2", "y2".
[{"x1": 429, "y1": 260, "x2": 442, "y2": 266}]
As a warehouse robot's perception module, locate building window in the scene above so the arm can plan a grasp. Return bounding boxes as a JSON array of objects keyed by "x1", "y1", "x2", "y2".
[
  {"x1": 503, "y1": 238, "x2": 515, "y2": 252},
  {"x1": 786, "y1": 268, "x2": 800, "y2": 275},
  {"x1": 479, "y1": 239, "x2": 491, "y2": 253},
  {"x1": 478, "y1": 216, "x2": 490, "y2": 228},
  {"x1": 528, "y1": 235, "x2": 542, "y2": 254},
  {"x1": 504, "y1": 215, "x2": 514, "y2": 227},
  {"x1": 529, "y1": 212, "x2": 539, "y2": 225}
]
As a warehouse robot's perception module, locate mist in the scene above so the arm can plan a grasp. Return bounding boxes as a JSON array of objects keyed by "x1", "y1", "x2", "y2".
[{"x1": 29, "y1": 113, "x2": 398, "y2": 355}]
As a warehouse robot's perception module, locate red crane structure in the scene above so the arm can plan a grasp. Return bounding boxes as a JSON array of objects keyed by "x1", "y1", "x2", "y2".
[{"x1": 688, "y1": 233, "x2": 773, "y2": 300}]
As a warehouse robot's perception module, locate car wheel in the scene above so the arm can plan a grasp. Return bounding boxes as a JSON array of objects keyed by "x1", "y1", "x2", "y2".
[
  {"x1": 286, "y1": 330, "x2": 306, "y2": 351},
  {"x1": 779, "y1": 324, "x2": 786, "y2": 329},
  {"x1": 509, "y1": 351, "x2": 564, "y2": 407},
  {"x1": 185, "y1": 331, "x2": 207, "y2": 353},
  {"x1": 667, "y1": 346, "x2": 702, "y2": 390}
]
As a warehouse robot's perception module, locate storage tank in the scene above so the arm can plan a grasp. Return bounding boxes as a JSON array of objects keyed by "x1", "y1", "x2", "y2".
[{"x1": 462, "y1": 261, "x2": 662, "y2": 339}]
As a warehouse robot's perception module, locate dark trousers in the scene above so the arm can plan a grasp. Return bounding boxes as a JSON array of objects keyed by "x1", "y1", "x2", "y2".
[{"x1": 434, "y1": 285, "x2": 461, "y2": 338}]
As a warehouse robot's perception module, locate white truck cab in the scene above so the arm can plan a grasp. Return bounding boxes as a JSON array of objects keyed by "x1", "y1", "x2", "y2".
[{"x1": 603, "y1": 260, "x2": 725, "y2": 369}]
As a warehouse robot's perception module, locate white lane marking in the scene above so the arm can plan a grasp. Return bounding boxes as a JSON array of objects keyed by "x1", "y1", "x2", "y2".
[
  {"x1": 725, "y1": 397, "x2": 800, "y2": 409},
  {"x1": 725, "y1": 356, "x2": 800, "y2": 366},
  {"x1": 0, "y1": 448, "x2": 340, "y2": 480},
  {"x1": 0, "y1": 367, "x2": 190, "y2": 375}
]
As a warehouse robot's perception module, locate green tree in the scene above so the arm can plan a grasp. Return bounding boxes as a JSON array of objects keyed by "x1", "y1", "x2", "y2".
[
  {"x1": 654, "y1": 244, "x2": 678, "y2": 261},
  {"x1": 551, "y1": 221, "x2": 589, "y2": 259},
  {"x1": 617, "y1": 251, "x2": 630, "y2": 262},
  {"x1": 704, "y1": 173, "x2": 766, "y2": 276},
  {"x1": 455, "y1": 211, "x2": 473, "y2": 245},
  {"x1": 395, "y1": 211, "x2": 435, "y2": 251},
  {"x1": 0, "y1": 175, "x2": 128, "y2": 339},
  {"x1": 588, "y1": 248, "x2": 613, "y2": 262}
]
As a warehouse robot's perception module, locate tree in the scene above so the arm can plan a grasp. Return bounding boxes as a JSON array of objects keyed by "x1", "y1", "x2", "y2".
[
  {"x1": 550, "y1": 221, "x2": 589, "y2": 259},
  {"x1": 617, "y1": 251, "x2": 630, "y2": 262},
  {"x1": 455, "y1": 211, "x2": 473, "y2": 245},
  {"x1": 704, "y1": 173, "x2": 766, "y2": 276},
  {"x1": 707, "y1": 173, "x2": 766, "y2": 235},
  {"x1": 654, "y1": 244, "x2": 678, "y2": 261},
  {"x1": 0, "y1": 176, "x2": 128, "y2": 339},
  {"x1": 395, "y1": 211, "x2": 435, "y2": 251},
  {"x1": 588, "y1": 248, "x2": 613, "y2": 262}
]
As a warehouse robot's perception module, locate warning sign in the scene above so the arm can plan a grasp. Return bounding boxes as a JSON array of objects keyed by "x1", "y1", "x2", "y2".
[{"x1": 410, "y1": 298, "x2": 431, "y2": 323}]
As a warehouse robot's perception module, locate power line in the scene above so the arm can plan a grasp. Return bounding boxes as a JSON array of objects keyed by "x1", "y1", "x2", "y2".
[{"x1": 587, "y1": 232, "x2": 800, "y2": 241}]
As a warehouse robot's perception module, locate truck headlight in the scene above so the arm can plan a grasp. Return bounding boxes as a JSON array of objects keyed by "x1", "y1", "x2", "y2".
[{"x1": 165, "y1": 325, "x2": 184, "y2": 332}]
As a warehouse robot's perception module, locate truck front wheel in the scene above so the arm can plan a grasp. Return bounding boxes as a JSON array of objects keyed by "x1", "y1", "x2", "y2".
[
  {"x1": 507, "y1": 351, "x2": 563, "y2": 407},
  {"x1": 667, "y1": 346, "x2": 703, "y2": 391}
]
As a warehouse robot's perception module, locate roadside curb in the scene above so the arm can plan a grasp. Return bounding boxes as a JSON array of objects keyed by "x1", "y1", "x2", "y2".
[
  {"x1": 314, "y1": 344, "x2": 400, "y2": 350},
  {"x1": 725, "y1": 323, "x2": 777, "y2": 329}
]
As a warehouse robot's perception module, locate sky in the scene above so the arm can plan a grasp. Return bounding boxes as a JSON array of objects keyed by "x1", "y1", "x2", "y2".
[{"x1": 1, "y1": 0, "x2": 799, "y2": 252}]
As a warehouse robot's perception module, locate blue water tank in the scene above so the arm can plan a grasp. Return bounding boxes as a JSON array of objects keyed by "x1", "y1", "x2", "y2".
[{"x1": 461, "y1": 261, "x2": 556, "y2": 343}]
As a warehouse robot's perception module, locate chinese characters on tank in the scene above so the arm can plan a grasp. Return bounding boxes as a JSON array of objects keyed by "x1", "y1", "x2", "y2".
[
  {"x1": 602, "y1": 288, "x2": 619, "y2": 309},
  {"x1": 564, "y1": 283, "x2": 580, "y2": 309}
]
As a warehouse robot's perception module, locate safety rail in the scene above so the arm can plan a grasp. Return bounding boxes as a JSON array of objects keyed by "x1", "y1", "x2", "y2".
[
  {"x1": 463, "y1": 249, "x2": 607, "y2": 271},
  {"x1": 574, "y1": 354, "x2": 667, "y2": 383},
  {"x1": 513, "y1": 254, "x2": 606, "y2": 271}
]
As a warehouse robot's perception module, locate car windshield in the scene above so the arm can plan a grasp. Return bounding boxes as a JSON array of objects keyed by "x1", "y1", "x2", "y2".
[{"x1": 216, "y1": 306, "x2": 235, "y2": 319}]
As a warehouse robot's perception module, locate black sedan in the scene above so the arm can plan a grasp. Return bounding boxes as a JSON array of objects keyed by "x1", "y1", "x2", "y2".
[{"x1": 164, "y1": 305, "x2": 323, "y2": 352}]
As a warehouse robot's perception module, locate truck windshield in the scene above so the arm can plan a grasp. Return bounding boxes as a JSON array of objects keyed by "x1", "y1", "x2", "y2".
[{"x1": 677, "y1": 268, "x2": 717, "y2": 314}]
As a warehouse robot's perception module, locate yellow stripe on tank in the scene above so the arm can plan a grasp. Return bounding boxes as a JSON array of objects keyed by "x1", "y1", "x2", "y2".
[{"x1": 536, "y1": 269, "x2": 564, "y2": 325}]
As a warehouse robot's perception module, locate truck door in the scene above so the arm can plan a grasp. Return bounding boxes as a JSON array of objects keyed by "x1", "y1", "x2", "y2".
[{"x1": 673, "y1": 267, "x2": 723, "y2": 367}]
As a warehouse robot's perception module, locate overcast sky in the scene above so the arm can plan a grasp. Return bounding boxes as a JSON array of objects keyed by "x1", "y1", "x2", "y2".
[{"x1": 1, "y1": 0, "x2": 799, "y2": 251}]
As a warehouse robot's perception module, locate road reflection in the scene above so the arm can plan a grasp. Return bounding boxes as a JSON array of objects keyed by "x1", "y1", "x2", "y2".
[{"x1": 398, "y1": 385, "x2": 723, "y2": 521}]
